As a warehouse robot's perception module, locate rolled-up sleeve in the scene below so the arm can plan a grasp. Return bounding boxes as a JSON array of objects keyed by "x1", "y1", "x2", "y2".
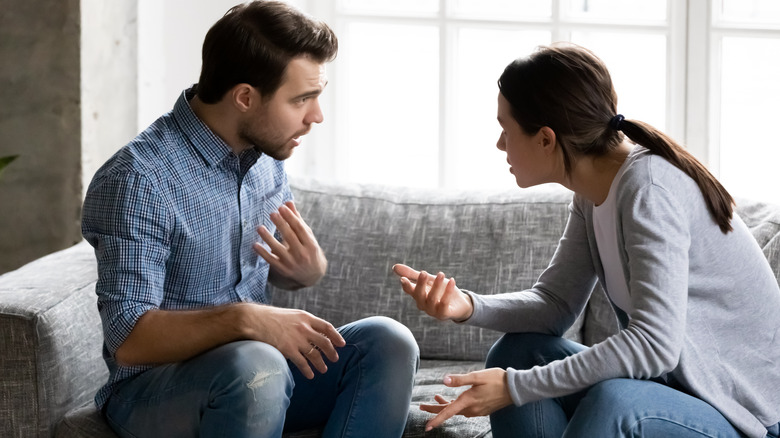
[{"x1": 82, "y1": 171, "x2": 171, "y2": 355}]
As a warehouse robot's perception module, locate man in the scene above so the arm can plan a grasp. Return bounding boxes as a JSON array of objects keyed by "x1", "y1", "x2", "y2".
[{"x1": 81, "y1": 2, "x2": 418, "y2": 437}]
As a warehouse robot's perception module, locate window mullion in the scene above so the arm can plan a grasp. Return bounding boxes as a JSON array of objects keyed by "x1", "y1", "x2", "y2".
[
  {"x1": 667, "y1": 0, "x2": 687, "y2": 143},
  {"x1": 439, "y1": 0, "x2": 448, "y2": 188},
  {"x1": 685, "y1": 0, "x2": 713, "y2": 168},
  {"x1": 553, "y1": 0, "x2": 565, "y2": 41}
]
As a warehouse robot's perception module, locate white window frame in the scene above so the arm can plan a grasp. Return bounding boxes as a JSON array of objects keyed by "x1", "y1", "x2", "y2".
[
  {"x1": 689, "y1": 0, "x2": 780, "y2": 181},
  {"x1": 293, "y1": 0, "x2": 689, "y2": 187},
  {"x1": 134, "y1": 0, "x2": 779, "y2": 199}
]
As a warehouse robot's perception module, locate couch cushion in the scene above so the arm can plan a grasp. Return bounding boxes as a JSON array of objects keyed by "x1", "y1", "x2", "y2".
[
  {"x1": 0, "y1": 240, "x2": 106, "y2": 438},
  {"x1": 282, "y1": 360, "x2": 492, "y2": 438},
  {"x1": 272, "y1": 179, "x2": 583, "y2": 362},
  {"x1": 56, "y1": 403, "x2": 118, "y2": 438},
  {"x1": 406, "y1": 360, "x2": 492, "y2": 438}
]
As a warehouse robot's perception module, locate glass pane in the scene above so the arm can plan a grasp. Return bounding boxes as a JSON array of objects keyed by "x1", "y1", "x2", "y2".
[
  {"x1": 450, "y1": 28, "x2": 552, "y2": 190},
  {"x1": 718, "y1": 37, "x2": 780, "y2": 202},
  {"x1": 718, "y1": 0, "x2": 780, "y2": 24},
  {"x1": 337, "y1": 0, "x2": 439, "y2": 16},
  {"x1": 448, "y1": 0, "x2": 552, "y2": 21},
  {"x1": 570, "y1": 32, "x2": 667, "y2": 131},
  {"x1": 340, "y1": 22, "x2": 439, "y2": 188},
  {"x1": 565, "y1": 0, "x2": 667, "y2": 22}
]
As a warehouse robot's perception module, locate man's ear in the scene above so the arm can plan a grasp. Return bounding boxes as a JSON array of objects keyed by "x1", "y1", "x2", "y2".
[
  {"x1": 230, "y1": 84, "x2": 255, "y2": 113},
  {"x1": 539, "y1": 126, "x2": 557, "y2": 155}
]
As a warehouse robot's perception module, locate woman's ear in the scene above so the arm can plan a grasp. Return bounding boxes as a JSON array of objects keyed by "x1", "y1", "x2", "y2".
[{"x1": 539, "y1": 126, "x2": 557, "y2": 155}]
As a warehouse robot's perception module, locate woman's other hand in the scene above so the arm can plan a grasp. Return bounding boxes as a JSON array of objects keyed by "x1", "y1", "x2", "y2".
[{"x1": 420, "y1": 368, "x2": 513, "y2": 431}]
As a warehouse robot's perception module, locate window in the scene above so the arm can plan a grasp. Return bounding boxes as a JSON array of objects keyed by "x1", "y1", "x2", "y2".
[
  {"x1": 704, "y1": 0, "x2": 780, "y2": 202},
  {"x1": 137, "y1": 0, "x2": 780, "y2": 202},
  {"x1": 290, "y1": 0, "x2": 682, "y2": 190}
]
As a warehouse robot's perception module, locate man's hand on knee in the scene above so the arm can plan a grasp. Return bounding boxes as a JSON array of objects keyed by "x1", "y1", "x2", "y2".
[{"x1": 237, "y1": 304, "x2": 346, "y2": 379}]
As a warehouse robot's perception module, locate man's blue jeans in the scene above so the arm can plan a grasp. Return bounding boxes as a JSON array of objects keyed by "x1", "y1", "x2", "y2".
[
  {"x1": 487, "y1": 333, "x2": 779, "y2": 438},
  {"x1": 103, "y1": 316, "x2": 419, "y2": 438}
]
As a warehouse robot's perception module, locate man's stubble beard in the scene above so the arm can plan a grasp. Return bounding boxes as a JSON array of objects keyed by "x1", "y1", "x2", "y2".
[{"x1": 238, "y1": 121, "x2": 293, "y2": 161}]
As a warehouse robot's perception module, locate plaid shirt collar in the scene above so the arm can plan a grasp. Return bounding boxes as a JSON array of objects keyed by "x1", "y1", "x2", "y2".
[{"x1": 173, "y1": 86, "x2": 260, "y2": 168}]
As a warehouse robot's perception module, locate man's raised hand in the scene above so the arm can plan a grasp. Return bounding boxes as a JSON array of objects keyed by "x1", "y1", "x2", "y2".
[{"x1": 254, "y1": 201, "x2": 327, "y2": 289}]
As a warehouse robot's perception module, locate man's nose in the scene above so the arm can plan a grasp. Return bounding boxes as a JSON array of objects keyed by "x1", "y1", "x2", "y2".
[{"x1": 305, "y1": 99, "x2": 324, "y2": 125}]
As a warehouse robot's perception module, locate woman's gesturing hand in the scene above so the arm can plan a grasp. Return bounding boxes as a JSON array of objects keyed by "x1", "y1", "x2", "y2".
[
  {"x1": 420, "y1": 368, "x2": 513, "y2": 431},
  {"x1": 392, "y1": 264, "x2": 474, "y2": 322}
]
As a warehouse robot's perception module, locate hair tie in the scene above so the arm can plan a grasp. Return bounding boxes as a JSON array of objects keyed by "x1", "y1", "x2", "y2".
[{"x1": 609, "y1": 114, "x2": 625, "y2": 131}]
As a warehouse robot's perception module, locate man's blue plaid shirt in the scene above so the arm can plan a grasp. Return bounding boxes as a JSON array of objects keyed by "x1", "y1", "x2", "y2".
[{"x1": 82, "y1": 87, "x2": 293, "y2": 409}]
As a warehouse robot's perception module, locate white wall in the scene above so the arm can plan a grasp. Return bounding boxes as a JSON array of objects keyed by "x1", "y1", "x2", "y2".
[
  {"x1": 81, "y1": 0, "x2": 139, "y2": 194},
  {"x1": 137, "y1": 0, "x2": 241, "y2": 130},
  {"x1": 135, "y1": 0, "x2": 321, "y2": 179}
]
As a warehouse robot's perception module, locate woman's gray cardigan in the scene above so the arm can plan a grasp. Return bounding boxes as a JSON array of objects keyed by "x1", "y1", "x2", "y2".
[{"x1": 467, "y1": 147, "x2": 780, "y2": 438}]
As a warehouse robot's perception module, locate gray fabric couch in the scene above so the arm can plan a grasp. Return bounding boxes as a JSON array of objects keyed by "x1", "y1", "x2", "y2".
[{"x1": 2, "y1": 178, "x2": 779, "y2": 438}]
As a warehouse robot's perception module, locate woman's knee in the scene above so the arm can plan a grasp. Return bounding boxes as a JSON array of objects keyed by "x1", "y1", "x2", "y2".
[{"x1": 486, "y1": 333, "x2": 583, "y2": 370}]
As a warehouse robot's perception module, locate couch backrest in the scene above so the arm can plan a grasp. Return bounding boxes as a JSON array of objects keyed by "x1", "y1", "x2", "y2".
[
  {"x1": 272, "y1": 179, "x2": 582, "y2": 361},
  {"x1": 273, "y1": 180, "x2": 780, "y2": 361},
  {"x1": 736, "y1": 196, "x2": 780, "y2": 281},
  {"x1": 0, "y1": 241, "x2": 105, "y2": 438},
  {"x1": 2, "y1": 181, "x2": 777, "y2": 437}
]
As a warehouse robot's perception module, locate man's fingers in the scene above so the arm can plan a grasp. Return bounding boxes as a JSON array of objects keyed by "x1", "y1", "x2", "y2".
[
  {"x1": 305, "y1": 346, "x2": 329, "y2": 374},
  {"x1": 284, "y1": 201, "x2": 302, "y2": 218},
  {"x1": 269, "y1": 211, "x2": 302, "y2": 248},
  {"x1": 290, "y1": 354, "x2": 315, "y2": 380},
  {"x1": 321, "y1": 325, "x2": 345, "y2": 347},
  {"x1": 311, "y1": 329, "x2": 343, "y2": 362},
  {"x1": 253, "y1": 239, "x2": 286, "y2": 274},
  {"x1": 256, "y1": 226, "x2": 286, "y2": 255},
  {"x1": 277, "y1": 204, "x2": 314, "y2": 246}
]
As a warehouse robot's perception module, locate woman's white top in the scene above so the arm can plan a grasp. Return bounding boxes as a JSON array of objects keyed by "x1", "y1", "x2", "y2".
[{"x1": 592, "y1": 148, "x2": 638, "y2": 315}]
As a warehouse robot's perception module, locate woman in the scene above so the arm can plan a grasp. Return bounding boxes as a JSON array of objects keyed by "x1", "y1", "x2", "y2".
[{"x1": 393, "y1": 43, "x2": 780, "y2": 438}]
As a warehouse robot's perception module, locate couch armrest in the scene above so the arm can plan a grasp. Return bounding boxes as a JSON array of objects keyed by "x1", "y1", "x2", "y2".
[{"x1": 0, "y1": 241, "x2": 106, "y2": 438}]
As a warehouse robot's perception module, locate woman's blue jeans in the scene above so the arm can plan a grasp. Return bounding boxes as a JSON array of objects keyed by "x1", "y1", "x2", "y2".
[
  {"x1": 487, "y1": 333, "x2": 779, "y2": 438},
  {"x1": 103, "y1": 316, "x2": 419, "y2": 438}
]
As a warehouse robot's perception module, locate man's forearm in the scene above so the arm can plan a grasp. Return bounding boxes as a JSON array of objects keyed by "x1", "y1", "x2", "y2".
[{"x1": 115, "y1": 303, "x2": 250, "y2": 366}]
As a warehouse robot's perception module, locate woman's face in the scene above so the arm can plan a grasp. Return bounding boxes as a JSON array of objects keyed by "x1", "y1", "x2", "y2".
[{"x1": 496, "y1": 93, "x2": 555, "y2": 188}]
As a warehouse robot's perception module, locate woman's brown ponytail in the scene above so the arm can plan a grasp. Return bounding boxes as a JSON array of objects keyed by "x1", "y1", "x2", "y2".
[{"x1": 619, "y1": 119, "x2": 734, "y2": 233}]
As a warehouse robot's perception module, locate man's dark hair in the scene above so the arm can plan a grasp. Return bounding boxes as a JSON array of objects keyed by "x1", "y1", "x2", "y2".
[{"x1": 197, "y1": 1, "x2": 338, "y2": 103}]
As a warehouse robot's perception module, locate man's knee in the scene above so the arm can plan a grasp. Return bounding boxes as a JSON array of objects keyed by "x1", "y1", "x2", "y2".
[
  {"x1": 210, "y1": 341, "x2": 294, "y2": 406},
  {"x1": 348, "y1": 316, "x2": 419, "y2": 368}
]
